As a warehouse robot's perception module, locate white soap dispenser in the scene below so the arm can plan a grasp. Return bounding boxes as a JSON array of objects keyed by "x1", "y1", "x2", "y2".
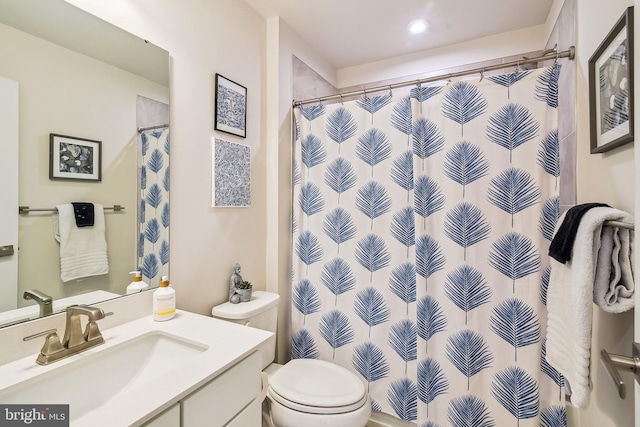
[
  {"x1": 153, "y1": 275, "x2": 176, "y2": 321},
  {"x1": 126, "y1": 271, "x2": 149, "y2": 295}
]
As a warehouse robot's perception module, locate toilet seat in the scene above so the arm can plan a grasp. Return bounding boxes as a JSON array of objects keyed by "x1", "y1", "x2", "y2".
[{"x1": 268, "y1": 359, "x2": 368, "y2": 415}]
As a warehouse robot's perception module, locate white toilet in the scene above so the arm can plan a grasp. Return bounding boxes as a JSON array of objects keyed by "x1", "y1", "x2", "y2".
[{"x1": 212, "y1": 291, "x2": 371, "y2": 427}]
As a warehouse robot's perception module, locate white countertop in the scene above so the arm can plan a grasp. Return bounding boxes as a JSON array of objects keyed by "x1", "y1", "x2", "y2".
[{"x1": 0, "y1": 310, "x2": 273, "y2": 426}]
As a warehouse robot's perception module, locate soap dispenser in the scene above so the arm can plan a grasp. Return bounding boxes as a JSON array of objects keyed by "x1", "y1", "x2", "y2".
[
  {"x1": 126, "y1": 271, "x2": 149, "y2": 294},
  {"x1": 153, "y1": 275, "x2": 176, "y2": 321}
]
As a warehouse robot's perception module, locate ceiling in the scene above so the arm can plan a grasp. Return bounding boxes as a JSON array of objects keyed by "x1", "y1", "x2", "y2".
[{"x1": 244, "y1": 0, "x2": 556, "y2": 69}]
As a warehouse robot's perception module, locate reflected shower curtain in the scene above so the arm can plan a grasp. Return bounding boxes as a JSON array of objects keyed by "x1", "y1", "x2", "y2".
[
  {"x1": 138, "y1": 128, "x2": 170, "y2": 288},
  {"x1": 291, "y1": 65, "x2": 566, "y2": 426}
]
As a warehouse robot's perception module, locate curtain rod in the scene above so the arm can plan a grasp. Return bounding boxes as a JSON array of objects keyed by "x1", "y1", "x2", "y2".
[
  {"x1": 137, "y1": 123, "x2": 169, "y2": 133},
  {"x1": 293, "y1": 46, "x2": 575, "y2": 107},
  {"x1": 19, "y1": 205, "x2": 125, "y2": 214}
]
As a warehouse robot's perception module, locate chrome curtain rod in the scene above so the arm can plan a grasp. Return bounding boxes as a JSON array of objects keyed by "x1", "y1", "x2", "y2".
[
  {"x1": 19, "y1": 205, "x2": 125, "y2": 214},
  {"x1": 137, "y1": 123, "x2": 169, "y2": 133},
  {"x1": 293, "y1": 46, "x2": 575, "y2": 107}
]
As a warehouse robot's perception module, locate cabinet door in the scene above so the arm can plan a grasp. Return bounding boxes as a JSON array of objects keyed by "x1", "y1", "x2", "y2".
[
  {"x1": 142, "y1": 403, "x2": 180, "y2": 427},
  {"x1": 226, "y1": 399, "x2": 261, "y2": 427},
  {"x1": 182, "y1": 352, "x2": 260, "y2": 426}
]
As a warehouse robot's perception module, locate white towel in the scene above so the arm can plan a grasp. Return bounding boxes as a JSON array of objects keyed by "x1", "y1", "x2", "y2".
[
  {"x1": 52, "y1": 204, "x2": 109, "y2": 282},
  {"x1": 546, "y1": 207, "x2": 634, "y2": 408}
]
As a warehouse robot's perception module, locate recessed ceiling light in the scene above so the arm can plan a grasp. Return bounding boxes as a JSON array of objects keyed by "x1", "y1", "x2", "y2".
[{"x1": 408, "y1": 19, "x2": 428, "y2": 34}]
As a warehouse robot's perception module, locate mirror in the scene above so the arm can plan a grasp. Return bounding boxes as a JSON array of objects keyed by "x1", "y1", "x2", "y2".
[{"x1": 0, "y1": 0, "x2": 170, "y2": 328}]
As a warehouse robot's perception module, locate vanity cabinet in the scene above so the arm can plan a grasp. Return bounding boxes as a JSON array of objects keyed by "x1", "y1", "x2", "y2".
[{"x1": 143, "y1": 351, "x2": 262, "y2": 427}]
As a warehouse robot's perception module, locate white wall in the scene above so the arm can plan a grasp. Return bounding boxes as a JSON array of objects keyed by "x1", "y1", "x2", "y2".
[
  {"x1": 0, "y1": 22, "x2": 167, "y2": 304},
  {"x1": 572, "y1": 0, "x2": 635, "y2": 425},
  {"x1": 65, "y1": 0, "x2": 269, "y2": 318}
]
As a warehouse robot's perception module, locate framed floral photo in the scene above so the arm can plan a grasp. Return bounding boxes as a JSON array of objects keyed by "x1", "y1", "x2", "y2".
[
  {"x1": 214, "y1": 74, "x2": 247, "y2": 138},
  {"x1": 49, "y1": 133, "x2": 102, "y2": 181},
  {"x1": 589, "y1": 6, "x2": 634, "y2": 153}
]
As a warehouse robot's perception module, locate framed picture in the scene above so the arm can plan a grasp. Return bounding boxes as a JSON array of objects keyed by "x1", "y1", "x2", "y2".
[
  {"x1": 589, "y1": 6, "x2": 634, "y2": 153},
  {"x1": 214, "y1": 74, "x2": 247, "y2": 138},
  {"x1": 212, "y1": 138, "x2": 251, "y2": 207},
  {"x1": 49, "y1": 133, "x2": 102, "y2": 181}
]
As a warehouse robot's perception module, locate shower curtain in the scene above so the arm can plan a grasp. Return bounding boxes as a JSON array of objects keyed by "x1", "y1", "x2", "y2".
[
  {"x1": 138, "y1": 128, "x2": 170, "y2": 288},
  {"x1": 291, "y1": 65, "x2": 566, "y2": 426}
]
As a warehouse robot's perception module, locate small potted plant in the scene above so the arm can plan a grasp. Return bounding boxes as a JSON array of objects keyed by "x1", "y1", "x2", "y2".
[{"x1": 236, "y1": 280, "x2": 253, "y2": 302}]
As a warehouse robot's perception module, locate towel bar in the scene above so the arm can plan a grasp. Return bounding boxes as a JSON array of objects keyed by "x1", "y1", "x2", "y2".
[
  {"x1": 600, "y1": 343, "x2": 640, "y2": 399},
  {"x1": 19, "y1": 205, "x2": 125, "y2": 214}
]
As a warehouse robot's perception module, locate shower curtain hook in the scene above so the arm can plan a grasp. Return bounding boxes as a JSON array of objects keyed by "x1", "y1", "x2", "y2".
[
  {"x1": 339, "y1": 93, "x2": 344, "y2": 106},
  {"x1": 363, "y1": 88, "x2": 368, "y2": 100},
  {"x1": 554, "y1": 50, "x2": 559, "y2": 66},
  {"x1": 515, "y1": 60, "x2": 520, "y2": 73},
  {"x1": 479, "y1": 69, "x2": 485, "y2": 82},
  {"x1": 388, "y1": 85, "x2": 393, "y2": 98}
]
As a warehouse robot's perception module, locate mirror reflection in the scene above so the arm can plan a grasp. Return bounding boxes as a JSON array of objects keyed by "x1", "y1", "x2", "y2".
[{"x1": 0, "y1": 0, "x2": 170, "y2": 328}]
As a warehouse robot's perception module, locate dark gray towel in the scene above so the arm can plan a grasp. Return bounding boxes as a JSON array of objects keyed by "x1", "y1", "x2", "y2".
[
  {"x1": 71, "y1": 202, "x2": 94, "y2": 227},
  {"x1": 548, "y1": 203, "x2": 609, "y2": 263}
]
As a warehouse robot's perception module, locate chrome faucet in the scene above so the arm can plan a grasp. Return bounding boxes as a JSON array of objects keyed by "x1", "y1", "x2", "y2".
[
  {"x1": 23, "y1": 290, "x2": 53, "y2": 317},
  {"x1": 36, "y1": 305, "x2": 106, "y2": 365}
]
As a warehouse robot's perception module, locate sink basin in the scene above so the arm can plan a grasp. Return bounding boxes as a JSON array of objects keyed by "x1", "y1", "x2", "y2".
[{"x1": 0, "y1": 331, "x2": 207, "y2": 420}]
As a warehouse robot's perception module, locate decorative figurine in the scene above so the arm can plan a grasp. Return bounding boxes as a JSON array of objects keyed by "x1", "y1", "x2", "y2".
[{"x1": 229, "y1": 262, "x2": 243, "y2": 303}]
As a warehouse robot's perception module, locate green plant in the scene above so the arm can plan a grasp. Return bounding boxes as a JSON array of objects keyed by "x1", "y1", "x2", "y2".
[{"x1": 238, "y1": 280, "x2": 252, "y2": 289}]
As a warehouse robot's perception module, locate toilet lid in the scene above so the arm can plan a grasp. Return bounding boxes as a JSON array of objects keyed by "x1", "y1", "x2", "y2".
[{"x1": 268, "y1": 359, "x2": 367, "y2": 412}]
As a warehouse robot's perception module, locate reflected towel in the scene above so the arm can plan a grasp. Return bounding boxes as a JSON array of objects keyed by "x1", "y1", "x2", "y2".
[
  {"x1": 52, "y1": 204, "x2": 109, "y2": 282},
  {"x1": 546, "y1": 206, "x2": 634, "y2": 408}
]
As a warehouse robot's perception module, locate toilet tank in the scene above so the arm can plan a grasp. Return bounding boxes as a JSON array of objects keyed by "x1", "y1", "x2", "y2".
[{"x1": 211, "y1": 291, "x2": 280, "y2": 369}]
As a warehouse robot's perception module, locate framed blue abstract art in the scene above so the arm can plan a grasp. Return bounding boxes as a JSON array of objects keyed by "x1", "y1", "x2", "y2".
[{"x1": 214, "y1": 74, "x2": 247, "y2": 138}]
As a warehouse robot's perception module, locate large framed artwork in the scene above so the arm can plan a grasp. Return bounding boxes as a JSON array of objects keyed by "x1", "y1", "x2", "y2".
[
  {"x1": 214, "y1": 74, "x2": 247, "y2": 138},
  {"x1": 49, "y1": 133, "x2": 102, "y2": 181},
  {"x1": 589, "y1": 6, "x2": 634, "y2": 153}
]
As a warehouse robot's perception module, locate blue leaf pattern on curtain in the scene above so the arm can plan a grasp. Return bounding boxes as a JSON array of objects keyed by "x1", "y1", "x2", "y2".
[
  {"x1": 354, "y1": 286, "x2": 391, "y2": 337},
  {"x1": 487, "y1": 167, "x2": 541, "y2": 227},
  {"x1": 535, "y1": 64, "x2": 561, "y2": 108},
  {"x1": 412, "y1": 118, "x2": 445, "y2": 171},
  {"x1": 489, "y1": 298, "x2": 541, "y2": 361},
  {"x1": 321, "y1": 257, "x2": 356, "y2": 305},
  {"x1": 537, "y1": 129, "x2": 560, "y2": 189},
  {"x1": 292, "y1": 66, "x2": 563, "y2": 425},
  {"x1": 444, "y1": 265, "x2": 492, "y2": 324},
  {"x1": 446, "y1": 329, "x2": 493, "y2": 390},
  {"x1": 487, "y1": 70, "x2": 532, "y2": 99},
  {"x1": 447, "y1": 395, "x2": 495, "y2": 427},
  {"x1": 293, "y1": 279, "x2": 322, "y2": 324},
  {"x1": 486, "y1": 103, "x2": 540, "y2": 163},
  {"x1": 443, "y1": 141, "x2": 490, "y2": 198},
  {"x1": 417, "y1": 296, "x2": 447, "y2": 352},
  {"x1": 488, "y1": 232, "x2": 541, "y2": 292},
  {"x1": 356, "y1": 129, "x2": 392, "y2": 177},
  {"x1": 539, "y1": 197, "x2": 560, "y2": 241},
  {"x1": 388, "y1": 378, "x2": 418, "y2": 421},
  {"x1": 299, "y1": 104, "x2": 326, "y2": 130},
  {"x1": 319, "y1": 310, "x2": 354, "y2": 359},
  {"x1": 418, "y1": 358, "x2": 449, "y2": 416},
  {"x1": 491, "y1": 366, "x2": 540, "y2": 423},
  {"x1": 414, "y1": 176, "x2": 445, "y2": 229},
  {"x1": 324, "y1": 157, "x2": 357, "y2": 203},
  {"x1": 353, "y1": 342, "x2": 391, "y2": 392},
  {"x1": 291, "y1": 329, "x2": 320, "y2": 359},
  {"x1": 441, "y1": 81, "x2": 488, "y2": 136},
  {"x1": 323, "y1": 207, "x2": 357, "y2": 253},
  {"x1": 325, "y1": 107, "x2": 357, "y2": 153},
  {"x1": 357, "y1": 94, "x2": 392, "y2": 125}
]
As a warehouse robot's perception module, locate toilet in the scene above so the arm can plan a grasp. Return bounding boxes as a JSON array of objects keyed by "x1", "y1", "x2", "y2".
[{"x1": 212, "y1": 291, "x2": 371, "y2": 427}]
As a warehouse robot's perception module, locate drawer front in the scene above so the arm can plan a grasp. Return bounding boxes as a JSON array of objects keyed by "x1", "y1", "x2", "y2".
[
  {"x1": 141, "y1": 403, "x2": 180, "y2": 427},
  {"x1": 182, "y1": 352, "x2": 260, "y2": 426}
]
